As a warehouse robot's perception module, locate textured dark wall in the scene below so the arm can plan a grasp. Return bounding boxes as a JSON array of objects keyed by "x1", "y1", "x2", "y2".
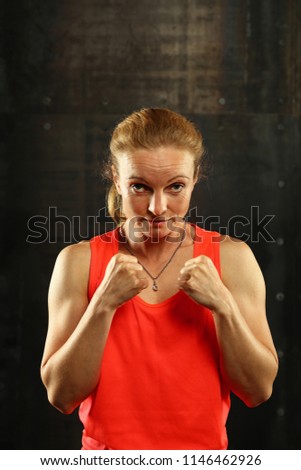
[{"x1": 0, "y1": 0, "x2": 300, "y2": 450}]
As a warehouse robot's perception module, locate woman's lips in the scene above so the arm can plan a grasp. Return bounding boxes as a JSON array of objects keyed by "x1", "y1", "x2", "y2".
[
  {"x1": 134, "y1": 217, "x2": 182, "y2": 227},
  {"x1": 148, "y1": 218, "x2": 167, "y2": 225}
]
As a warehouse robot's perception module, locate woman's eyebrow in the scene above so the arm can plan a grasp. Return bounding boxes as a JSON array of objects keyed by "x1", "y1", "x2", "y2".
[
  {"x1": 127, "y1": 176, "x2": 148, "y2": 182},
  {"x1": 167, "y1": 175, "x2": 190, "y2": 182}
]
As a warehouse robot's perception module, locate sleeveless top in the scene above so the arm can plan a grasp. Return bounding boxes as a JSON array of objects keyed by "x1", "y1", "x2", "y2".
[{"x1": 79, "y1": 224, "x2": 231, "y2": 450}]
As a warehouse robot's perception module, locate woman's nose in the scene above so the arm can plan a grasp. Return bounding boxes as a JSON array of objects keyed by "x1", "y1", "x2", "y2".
[{"x1": 148, "y1": 192, "x2": 167, "y2": 216}]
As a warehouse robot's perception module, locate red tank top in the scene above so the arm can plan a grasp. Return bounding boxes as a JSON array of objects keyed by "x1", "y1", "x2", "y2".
[{"x1": 79, "y1": 225, "x2": 230, "y2": 449}]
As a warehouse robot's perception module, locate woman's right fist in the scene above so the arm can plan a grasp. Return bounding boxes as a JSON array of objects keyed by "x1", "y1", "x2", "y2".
[{"x1": 95, "y1": 253, "x2": 149, "y2": 309}]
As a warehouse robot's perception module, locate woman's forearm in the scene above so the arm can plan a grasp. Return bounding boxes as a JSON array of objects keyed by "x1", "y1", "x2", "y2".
[
  {"x1": 213, "y1": 296, "x2": 278, "y2": 407},
  {"x1": 41, "y1": 297, "x2": 116, "y2": 414}
]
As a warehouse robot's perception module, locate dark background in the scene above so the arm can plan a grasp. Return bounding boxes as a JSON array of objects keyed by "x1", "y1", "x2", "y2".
[{"x1": 0, "y1": 0, "x2": 300, "y2": 450}]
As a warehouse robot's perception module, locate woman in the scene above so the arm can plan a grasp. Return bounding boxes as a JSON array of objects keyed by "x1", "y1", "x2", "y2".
[{"x1": 41, "y1": 108, "x2": 278, "y2": 450}]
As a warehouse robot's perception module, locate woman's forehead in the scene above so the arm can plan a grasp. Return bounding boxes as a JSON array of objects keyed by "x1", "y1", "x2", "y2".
[{"x1": 118, "y1": 147, "x2": 195, "y2": 174}]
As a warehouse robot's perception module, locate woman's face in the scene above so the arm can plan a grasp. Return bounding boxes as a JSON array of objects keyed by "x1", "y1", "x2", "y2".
[{"x1": 113, "y1": 146, "x2": 197, "y2": 239}]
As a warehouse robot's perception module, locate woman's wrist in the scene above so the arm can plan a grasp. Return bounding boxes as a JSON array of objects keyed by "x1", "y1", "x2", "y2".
[
  {"x1": 212, "y1": 288, "x2": 237, "y2": 318},
  {"x1": 90, "y1": 293, "x2": 117, "y2": 319}
]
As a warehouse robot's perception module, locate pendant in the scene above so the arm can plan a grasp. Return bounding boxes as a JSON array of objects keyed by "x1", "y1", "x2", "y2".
[{"x1": 152, "y1": 280, "x2": 158, "y2": 291}]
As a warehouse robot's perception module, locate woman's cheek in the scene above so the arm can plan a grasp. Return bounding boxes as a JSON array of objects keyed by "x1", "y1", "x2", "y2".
[{"x1": 123, "y1": 193, "x2": 148, "y2": 212}]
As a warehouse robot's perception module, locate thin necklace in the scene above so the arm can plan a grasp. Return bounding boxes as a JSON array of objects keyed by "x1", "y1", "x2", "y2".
[{"x1": 119, "y1": 221, "x2": 187, "y2": 292}]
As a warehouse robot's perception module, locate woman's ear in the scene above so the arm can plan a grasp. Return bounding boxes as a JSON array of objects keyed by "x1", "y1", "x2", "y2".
[{"x1": 112, "y1": 165, "x2": 121, "y2": 194}]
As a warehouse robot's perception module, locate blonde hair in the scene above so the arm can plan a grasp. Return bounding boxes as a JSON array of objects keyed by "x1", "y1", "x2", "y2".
[{"x1": 105, "y1": 108, "x2": 205, "y2": 225}]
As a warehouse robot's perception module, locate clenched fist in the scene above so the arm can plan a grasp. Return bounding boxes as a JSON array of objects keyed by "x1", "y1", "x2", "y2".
[
  {"x1": 178, "y1": 255, "x2": 230, "y2": 313},
  {"x1": 95, "y1": 253, "x2": 149, "y2": 309}
]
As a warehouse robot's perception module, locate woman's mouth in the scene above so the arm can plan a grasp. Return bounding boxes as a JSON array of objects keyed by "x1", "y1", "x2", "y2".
[{"x1": 148, "y1": 218, "x2": 167, "y2": 226}]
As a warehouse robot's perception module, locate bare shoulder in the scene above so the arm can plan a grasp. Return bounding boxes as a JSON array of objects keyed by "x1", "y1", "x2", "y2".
[
  {"x1": 219, "y1": 234, "x2": 256, "y2": 262},
  {"x1": 219, "y1": 235, "x2": 265, "y2": 297},
  {"x1": 50, "y1": 240, "x2": 91, "y2": 299},
  {"x1": 55, "y1": 240, "x2": 90, "y2": 268}
]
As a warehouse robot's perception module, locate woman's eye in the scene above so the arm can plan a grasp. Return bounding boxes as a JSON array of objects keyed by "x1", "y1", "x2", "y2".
[
  {"x1": 131, "y1": 184, "x2": 148, "y2": 193},
  {"x1": 170, "y1": 183, "x2": 184, "y2": 192}
]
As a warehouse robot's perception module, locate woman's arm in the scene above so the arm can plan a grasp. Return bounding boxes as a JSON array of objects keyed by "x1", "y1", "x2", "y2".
[
  {"x1": 41, "y1": 243, "x2": 148, "y2": 414},
  {"x1": 178, "y1": 236, "x2": 278, "y2": 407},
  {"x1": 214, "y1": 236, "x2": 278, "y2": 406}
]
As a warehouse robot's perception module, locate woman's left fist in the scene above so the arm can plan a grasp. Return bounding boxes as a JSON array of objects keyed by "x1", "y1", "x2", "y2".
[{"x1": 178, "y1": 255, "x2": 228, "y2": 311}]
